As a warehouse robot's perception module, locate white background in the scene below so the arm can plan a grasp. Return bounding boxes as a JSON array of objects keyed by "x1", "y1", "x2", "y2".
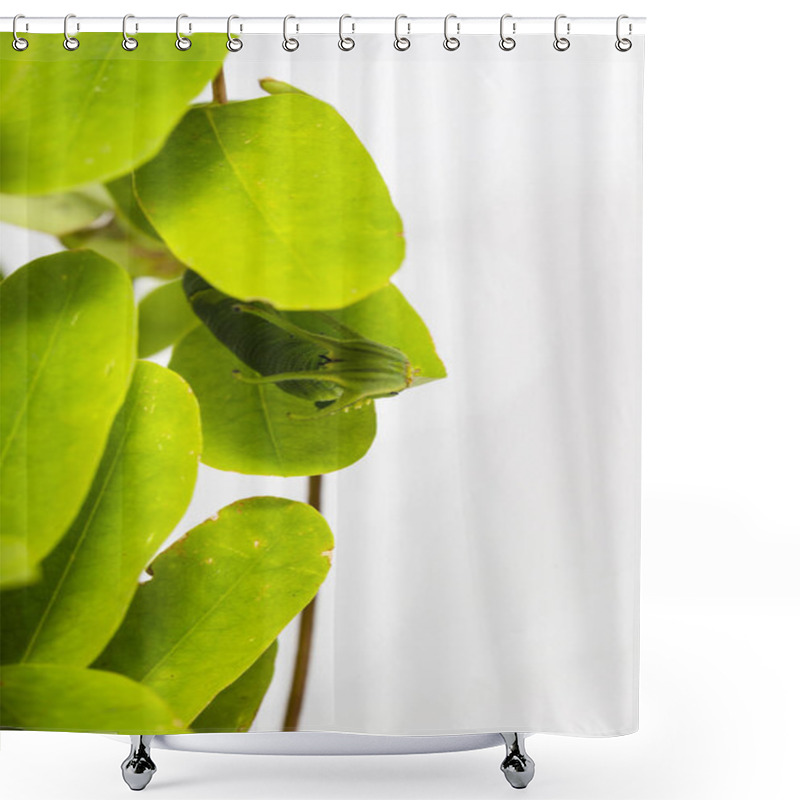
[{"x1": 1, "y1": 1, "x2": 798, "y2": 799}]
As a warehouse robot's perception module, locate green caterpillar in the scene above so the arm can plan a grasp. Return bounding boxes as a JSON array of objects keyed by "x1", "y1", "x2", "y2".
[{"x1": 183, "y1": 270, "x2": 414, "y2": 418}]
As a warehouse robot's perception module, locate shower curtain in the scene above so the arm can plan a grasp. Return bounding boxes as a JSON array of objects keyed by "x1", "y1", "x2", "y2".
[{"x1": 0, "y1": 25, "x2": 643, "y2": 739}]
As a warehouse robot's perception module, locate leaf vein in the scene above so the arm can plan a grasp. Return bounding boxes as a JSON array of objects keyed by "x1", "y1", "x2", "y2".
[
  {"x1": 0, "y1": 266, "x2": 84, "y2": 470},
  {"x1": 255, "y1": 383, "x2": 284, "y2": 472},
  {"x1": 62, "y1": 37, "x2": 120, "y2": 167},
  {"x1": 200, "y1": 107, "x2": 314, "y2": 285},
  {"x1": 138, "y1": 558, "x2": 262, "y2": 687},
  {"x1": 19, "y1": 373, "x2": 147, "y2": 662}
]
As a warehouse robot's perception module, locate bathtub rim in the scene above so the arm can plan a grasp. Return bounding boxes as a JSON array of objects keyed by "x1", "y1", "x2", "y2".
[{"x1": 104, "y1": 730, "x2": 519, "y2": 756}]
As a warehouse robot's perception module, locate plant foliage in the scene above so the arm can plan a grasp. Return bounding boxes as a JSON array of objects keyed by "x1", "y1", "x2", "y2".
[{"x1": 0, "y1": 43, "x2": 445, "y2": 733}]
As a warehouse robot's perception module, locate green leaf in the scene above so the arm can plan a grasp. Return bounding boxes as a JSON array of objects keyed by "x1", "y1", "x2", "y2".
[
  {"x1": 191, "y1": 641, "x2": 278, "y2": 732},
  {"x1": 0, "y1": 185, "x2": 112, "y2": 235},
  {"x1": 138, "y1": 280, "x2": 196, "y2": 357},
  {"x1": 0, "y1": 536, "x2": 38, "y2": 590},
  {"x1": 60, "y1": 215, "x2": 185, "y2": 280},
  {"x1": 0, "y1": 362, "x2": 201, "y2": 667},
  {"x1": 0, "y1": 664, "x2": 185, "y2": 733},
  {"x1": 258, "y1": 77, "x2": 309, "y2": 96},
  {"x1": 133, "y1": 94, "x2": 405, "y2": 309},
  {"x1": 0, "y1": 251, "x2": 135, "y2": 575},
  {"x1": 0, "y1": 33, "x2": 226, "y2": 194},
  {"x1": 169, "y1": 325, "x2": 376, "y2": 476},
  {"x1": 288, "y1": 284, "x2": 447, "y2": 385},
  {"x1": 105, "y1": 173, "x2": 163, "y2": 240},
  {"x1": 93, "y1": 497, "x2": 333, "y2": 723}
]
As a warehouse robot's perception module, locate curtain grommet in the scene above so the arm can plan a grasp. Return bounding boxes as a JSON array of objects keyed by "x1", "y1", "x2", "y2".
[
  {"x1": 443, "y1": 13, "x2": 460, "y2": 51},
  {"x1": 338, "y1": 14, "x2": 355, "y2": 51},
  {"x1": 553, "y1": 14, "x2": 570, "y2": 52},
  {"x1": 175, "y1": 14, "x2": 192, "y2": 50},
  {"x1": 63, "y1": 13, "x2": 79, "y2": 51},
  {"x1": 499, "y1": 14, "x2": 516, "y2": 51},
  {"x1": 283, "y1": 15, "x2": 299, "y2": 52},
  {"x1": 615, "y1": 15, "x2": 632, "y2": 51},
  {"x1": 12, "y1": 15, "x2": 28, "y2": 51},
  {"x1": 227, "y1": 15, "x2": 243, "y2": 52},
  {"x1": 394, "y1": 15, "x2": 411, "y2": 51},
  {"x1": 122, "y1": 14, "x2": 138, "y2": 51}
]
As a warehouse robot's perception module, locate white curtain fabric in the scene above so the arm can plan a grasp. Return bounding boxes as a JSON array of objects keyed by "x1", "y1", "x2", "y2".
[
  {"x1": 220, "y1": 33, "x2": 645, "y2": 737},
  {"x1": 2, "y1": 31, "x2": 643, "y2": 738}
]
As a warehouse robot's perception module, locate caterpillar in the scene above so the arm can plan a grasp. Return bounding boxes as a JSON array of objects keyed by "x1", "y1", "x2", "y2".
[{"x1": 182, "y1": 270, "x2": 414, "y2": 418}]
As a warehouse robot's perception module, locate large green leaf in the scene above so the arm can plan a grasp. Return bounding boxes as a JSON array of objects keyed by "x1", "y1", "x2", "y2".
[
  {"x1": 288, "y1": 284, "x2": 447, "y2": 385},
  {"x1": 0, "y1": 185, "x2": 112, "y2": 235},
  {"x1": 0, "y1": 33, "x2": 226, "y2": 194},
  {"x1": 191, "y1": 641, "x2": 278, "y2": 732},
  {"x1": 93, "y1": 497, "x2": 333, "y2": 723},
  {"x1": 0, "y1": 536, "x2": 37, "y2": 590},
  {"x1": 0, "y1": 664, "x2": 185, "y2": 733},
  {"x1": 138, "y1": 280, "x2": 196, "y2": 357},
  {"x1": 0, "y1": 362, "x2": 201, "y2": 667},
  {"x1": 61, "y1": 215, "x2": 185, "y2": 280},
  {"x1": 169, "y1": 325, "x2": 376, "y2": 476},
  {"x1": 0, "y1": 251, "x2": 135, "y2": 580},
  {"x1": 133, "y1": 94, "x2": 405, "y2": 309}
]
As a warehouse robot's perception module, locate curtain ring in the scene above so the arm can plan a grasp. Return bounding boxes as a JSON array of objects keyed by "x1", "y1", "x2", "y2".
[
  {"x1": 122, "y1": 14, "x2": 138, "y2": 51},
  {"x1": 12, "y1": 15, "x2": 28, "y2": 51},
  {"x1": 227, "y1": 15, "x2": 243, "y2": 51},
  {"x1": 63, "y1": 13, "x2": 79, "y2": 51},
  {"x1": 615, "y1": 14, "x2": 632, "y2": 51},
  {"x1": 443, "y1": 13, "x2": 460, "y2": 51},
  {"x1": 176, "y1": 14, "x2": 191, "y2": 50},
  {"x1": 394, "y1": 14, "x2": 410, "y2": 51},
  {"x1": 499, "y1": 13, "x2": 516, "y2": 51},
  {"x1": 338, "y1": 14, "x2": 355, "y2": 51},
  {"x1": 283, "y1": 15, "x2": 299, "y2": 51},
  {"x1": 553, "y1": 14, "x2": 570, "y2": 52}
]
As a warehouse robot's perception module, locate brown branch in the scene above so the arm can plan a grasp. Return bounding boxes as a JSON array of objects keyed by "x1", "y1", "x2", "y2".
[
  {"x1": 282, "y1": 474, "x2": 323, "y2": 731},
  {"x1": 212, "y1": 67, "x2": 228, "y2": 104}
]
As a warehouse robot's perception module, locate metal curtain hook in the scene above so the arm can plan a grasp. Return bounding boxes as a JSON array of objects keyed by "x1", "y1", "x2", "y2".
[
  {"x1": 122, "y1": 14, "x2": 138, "y2": 51},
  {"x1": 338, "y1": 14, "x2": 355, "y2": 51},
  {"x1": 176, "y1": 14, "x2": 191, "y2": 50},
  {"x1": 12, "y1": 14, "x2": 28, "y2": 51},
  {"x1": 227, "y1": 15, "x2": 243, "y2": 51},
  {"x1": 283, "y1": 15, "x2": 299, "y2": 51},
  {"x1": 553, "y1": 14, "x2": 570, "y2": 52},
  {"x1": 63, "y1": 13, "x2": 79, "y2": 51},
  {"x1": 394, "y1": 14, "x2": 410, "y2": 51},
  {"x1": 443, "y1": 13, "x2": 460, "y2": 51},
  {"x1": 615, "y1": 14, "x2": 632, "y2": 51},
  {"x1": 499, "y1": 13, "x2": 516, "y2": 51}
]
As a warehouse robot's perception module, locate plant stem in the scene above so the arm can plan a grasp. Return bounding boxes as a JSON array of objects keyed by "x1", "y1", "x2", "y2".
[
  {"x1": 282, "y1": 474, "x2": 323, "y2": 731},
  {"x1": 212, "y1": 67, "x2": 228, "y2": 104}
]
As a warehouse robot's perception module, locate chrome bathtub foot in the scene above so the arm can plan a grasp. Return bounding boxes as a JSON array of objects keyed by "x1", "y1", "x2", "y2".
[
  {"x1": 500, "y1": 732, "x2": 535, "y2": 789},
  {"x1": 121, "y1": 736, "x2": 156, "y2": 791}
]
